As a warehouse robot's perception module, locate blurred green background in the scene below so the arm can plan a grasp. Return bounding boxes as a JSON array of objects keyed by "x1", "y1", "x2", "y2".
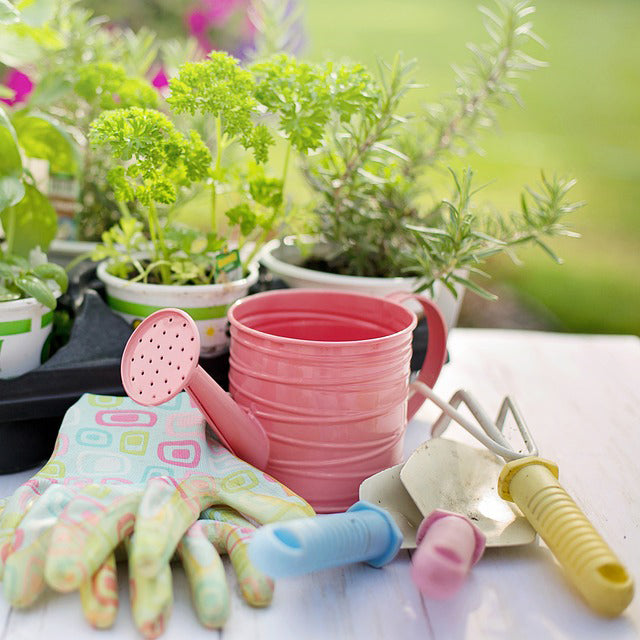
[
  {"x1": 85, "y1": 0, "x2": 640, "y2": 335},
  {"x1": 302, "y1": 0, "x2": 640, "y2": 335}
]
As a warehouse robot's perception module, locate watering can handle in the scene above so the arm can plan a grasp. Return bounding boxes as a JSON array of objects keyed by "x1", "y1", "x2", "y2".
[{"x1": 386, "y1": 292, "x2": 448, "y2": 421}]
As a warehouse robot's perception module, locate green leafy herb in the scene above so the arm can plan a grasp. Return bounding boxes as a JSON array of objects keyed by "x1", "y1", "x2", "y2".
[
  {"x1": 299, "y1": 0, "x2": 582, "y2": 299},
  {"x1": 89, "y1": 107, "x2": 213, "y2": 285},
  {"x1": 168, "y1": 51, "x2": 273, "y2": 236},
  {"x1": 0, "y1": 249, "x2": 68, "y2": 309}
]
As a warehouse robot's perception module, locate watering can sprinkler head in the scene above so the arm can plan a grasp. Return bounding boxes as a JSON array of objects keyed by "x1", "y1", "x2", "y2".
[{"x1": 121, "y1": 308, "x2": 270, "y2": 470}]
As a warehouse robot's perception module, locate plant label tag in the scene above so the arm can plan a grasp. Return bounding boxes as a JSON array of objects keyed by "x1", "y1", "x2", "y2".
[{"x1": 214, "y1": 249, "x2": 242, "y2": 283}]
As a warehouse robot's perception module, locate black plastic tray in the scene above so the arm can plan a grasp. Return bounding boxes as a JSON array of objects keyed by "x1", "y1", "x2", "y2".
[
  {"x1": 0, "y1": 283, "x2": 229, "y2": 474},
  {"x1": 0, "y1": 267, "x2": 427, "y2": 474}
]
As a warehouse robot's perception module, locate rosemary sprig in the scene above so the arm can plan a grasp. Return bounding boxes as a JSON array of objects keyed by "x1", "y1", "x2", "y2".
[{"x1": 299, "y1": 0, "x2": 582, "y2": 297}]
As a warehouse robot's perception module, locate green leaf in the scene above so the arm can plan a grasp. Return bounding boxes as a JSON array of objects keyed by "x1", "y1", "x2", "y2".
[
  {"x1": 406, "y1": 223, "x2": 452, "y2": 238},
  {"x1": 9, "y1": 22, "x2": 63, "y2": 48},
  {"x1": 0, "y1": 183, "x2": 57, "y2": 256},
  {"x1": 1, "y1": 253, "x2": 28, "y2": 268},
  {"x1": 450, "y1": 273, "x2": 498, "y2": 300},
  {"x1": 13, "y1": 112, "x2": 79, "y2": 173},
  {"x1": 0, "y1": 25, "x2": 41, "y2": 66},
  {"x1": 0, "y1": 175, "x2": 25, "y2": 211},
  {"x1": 0, "y1": 285, "x2": 22, "y2": 302},
  {"x1": 534, "y1": 238, "x2": 562, "y2": 264},
  {"x1": 90, "y1": 107, "x2": 211, "y2": 207},
  {"x1": 16, "y1": 274, "x2": 56, "y2": 308},
  {"x1": 0, "y1": 0, "x2": 19, "y2": 25},
  {"x1": 248, "y1": 171, "x2": 283, "y2": 208},
  {"x1": 32, "y1": 262, "x2": 68, "y2": 293},
  {"x1": 225, "y1": 203, "x2": 257, "y2": 236},
  {"x1": 0, "y1": 262, "x2": 16, "y2": 278},
  {"x1": 250, "y1": 54, "x2": 333, "y2": 154},
  {"x1": 27, "y1": 71, "x2": 71, "y2": 108},
  {"x1": 15, "y1": 0, "x2": 56, "y2": 27},
  {"x1": 0, "y1": 105, "x2": 22, "y2": 175},
  {"x1": 0, "y1": 106, "x2": 24, "y2": 211}
]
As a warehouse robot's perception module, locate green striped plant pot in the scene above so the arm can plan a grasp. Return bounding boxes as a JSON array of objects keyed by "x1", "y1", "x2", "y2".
[
  {"x1": 0, "y1": 297, "x2": 55, "y2": 379},
  {"x1": 97, "y1": 261, "x2": 259, "y2": 356}
]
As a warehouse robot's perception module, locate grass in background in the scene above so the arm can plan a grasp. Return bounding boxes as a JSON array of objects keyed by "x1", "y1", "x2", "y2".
[{"x1": 303, "y1": 0, "x2": 640, "y2": 335}]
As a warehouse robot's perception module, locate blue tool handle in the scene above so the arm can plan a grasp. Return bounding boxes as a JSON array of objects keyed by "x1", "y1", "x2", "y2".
[{"x1": 248, "y1": 500, "x2": 403, "y2": 578}]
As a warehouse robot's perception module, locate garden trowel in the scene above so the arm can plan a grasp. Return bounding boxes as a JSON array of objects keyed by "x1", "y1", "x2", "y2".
[
  {"x1": 248, "y1": 438, "x2": 534, "y2": 600},
  {"x1": 360, "y1": 437, "x2": 536, "y2": 550},
  {"x1": 359, "y1": 437, "x2": 536, "y2": 597}
]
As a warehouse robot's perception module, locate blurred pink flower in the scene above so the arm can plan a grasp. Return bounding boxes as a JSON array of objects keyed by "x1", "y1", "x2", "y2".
[
  {"x1": 1, "y1": 69, "x2": 34, "y2": 106},
  {"x1": 204, "y1": 0, "x2": 245, "y2": 26},
  {"x1": 187, "y1": 8, "x2": 208, "y2": 36},
  {"x1": 186, "y1": 0, "x2": 250, "y2": 53},
  {"x1": 152, "y1": 67, "x2": 170, "y2": 91},
  {"x1": 184, "y1": 0, "x2": 304, "y2": 60}
]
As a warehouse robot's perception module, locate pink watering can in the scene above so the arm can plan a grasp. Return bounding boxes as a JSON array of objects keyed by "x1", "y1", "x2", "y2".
[{"x1": 121, "y1": 289, "x2": 448, "y2": 512}]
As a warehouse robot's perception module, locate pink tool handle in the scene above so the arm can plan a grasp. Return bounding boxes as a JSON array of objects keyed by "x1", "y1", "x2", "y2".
[
  {"x1": 187, "y1": 365, "x2": 271, "y2": 471},
  {"x1": 411, "y1": 509, "x2": 486, "y2": 600},
  {"x1": 385, "y1": 292, "x2": 448, "y2": 421}
]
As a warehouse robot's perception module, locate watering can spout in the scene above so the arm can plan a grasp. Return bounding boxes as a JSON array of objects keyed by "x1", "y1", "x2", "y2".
[
  {"x1": 120, "y1": 308, "x2": 271, "y2": 470},
  {"x1": 187, "y1": 365, "x2": 271, "y2": 469}
]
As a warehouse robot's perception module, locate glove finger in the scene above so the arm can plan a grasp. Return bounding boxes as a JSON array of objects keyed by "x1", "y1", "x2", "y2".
[
  {"x1": 201, "y1": 505, "x2": 254, "y2": 528},
  {"x1": 215, "y1": 468, "x2": 315, "y2": 525},
  {"x1": 177, "y1": 521, "x2": 229, "y2": 628},
  {"x1": 46, "y1": 485, "x2": 139, "y2": 592},
  {"x1": 79, "y1": 552, "x2": 119, "y2": 629},
  {"x1": 2, "y1": 484, "x2": 74, "y2": 607},
  {"x1": 0, "y1": 477, "x2": 52, "y2": 578},
  {"x1": 132, "y1": 475, "x2": 217, "y2": 578},
  {"x1": 126, "y1": 537, "x2": 173, "y2": 640},
  {"x1": 200, "y1": 519, "x2": 274, "y2": 607}
]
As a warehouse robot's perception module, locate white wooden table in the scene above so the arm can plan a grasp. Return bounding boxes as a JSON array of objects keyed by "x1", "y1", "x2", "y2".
[{"x1": 1, "y1": 329, "x2": 639, "y2": 639}]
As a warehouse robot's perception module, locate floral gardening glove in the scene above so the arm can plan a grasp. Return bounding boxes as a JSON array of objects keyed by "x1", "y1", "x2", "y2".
[
  {"x1": 0, "y1": 393, "x2": 313, "y2": 637},
  {"x1": 115, "y1": 506, "x2": 276, "y2": 636}
]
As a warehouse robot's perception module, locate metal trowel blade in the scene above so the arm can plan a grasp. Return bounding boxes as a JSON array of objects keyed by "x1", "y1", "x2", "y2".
[
  {"x1": 400, "y1": 438, "x2": 535, "y2": 547},
  {"x1": 359, "y1": 463, "x2": 423, "y2": 549}
]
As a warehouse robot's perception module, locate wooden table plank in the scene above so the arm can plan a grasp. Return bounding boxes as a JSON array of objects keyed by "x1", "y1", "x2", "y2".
[
  {"x1": 0, "y1": 330, "x2": 638, "y2": 639},
  {"x1": 411, "y1": 330, "x2": 640, "y2": 640}
]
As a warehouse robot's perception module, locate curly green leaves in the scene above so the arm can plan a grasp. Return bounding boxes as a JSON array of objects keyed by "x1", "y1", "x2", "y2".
[
  {"x1": 250, "y1": 54, "x2": 329, "y2": 154},
  {"x1": 250, "y1": 54, "x2": 378, "y2": 154},
  {"x1": 168, "y1": 52, "x2": 271, "y2": 163},
  {"x1": 74, "y1": 62, "x2": 158, "y2": 112},
  {"x1": 89, "y1": 107, "x2": 211, "y2": 207}
]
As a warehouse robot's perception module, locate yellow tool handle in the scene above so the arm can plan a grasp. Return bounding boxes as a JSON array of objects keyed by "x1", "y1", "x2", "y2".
[{"x1": 498, "y1": 456, "x2": 634, "y2": 617}]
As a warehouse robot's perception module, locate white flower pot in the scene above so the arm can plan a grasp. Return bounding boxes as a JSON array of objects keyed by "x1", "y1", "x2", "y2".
[
  {"x1": 97, "y1": 261, "x2": 259, "y2": 356},
  {"x1": 0, "y1": 297, "x2": 55, "y2": 379},
  {"x1": 259, "y1": 237, "x2": 466, "y2": 330},
  {"x1": 48, "y1": 239, "x2": 98, "y2": 268}
]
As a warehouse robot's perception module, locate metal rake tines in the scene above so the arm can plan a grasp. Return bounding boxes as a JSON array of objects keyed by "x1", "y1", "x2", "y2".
[{"x1": 410, "y1": 383, "x2": 538, "y2": 461}]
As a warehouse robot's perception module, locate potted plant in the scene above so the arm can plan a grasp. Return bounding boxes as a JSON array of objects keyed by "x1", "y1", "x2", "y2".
[
  {"x1": 0, "y1": 251, "x2": 68, "y2": 379},
  {"x1": 166, "y1": 51, "x2": 371, "y2": 264},
  {"x1": 0, "y1": 107, "x2": 68, "y2": 378},
  {"x1": 90, "y1": 51, "x2": 369, "y2": 354},
  {"x1": 88, "y1": 106, "x2": 250, "y2": 356},
  {"x1": 3, "y1": 0, "x2": 312, "y2": 252},
  {"x1": 259, "y1": 1, "x2": 582, "y2": 329},
  {"x1": 1, "y1": 0, "x2": 167, "y2": 248}
]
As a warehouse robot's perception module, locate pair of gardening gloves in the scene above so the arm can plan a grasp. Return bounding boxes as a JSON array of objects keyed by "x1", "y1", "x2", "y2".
[{"x1": 0, "y1": 392, "x2": 314, "y2": 637}]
